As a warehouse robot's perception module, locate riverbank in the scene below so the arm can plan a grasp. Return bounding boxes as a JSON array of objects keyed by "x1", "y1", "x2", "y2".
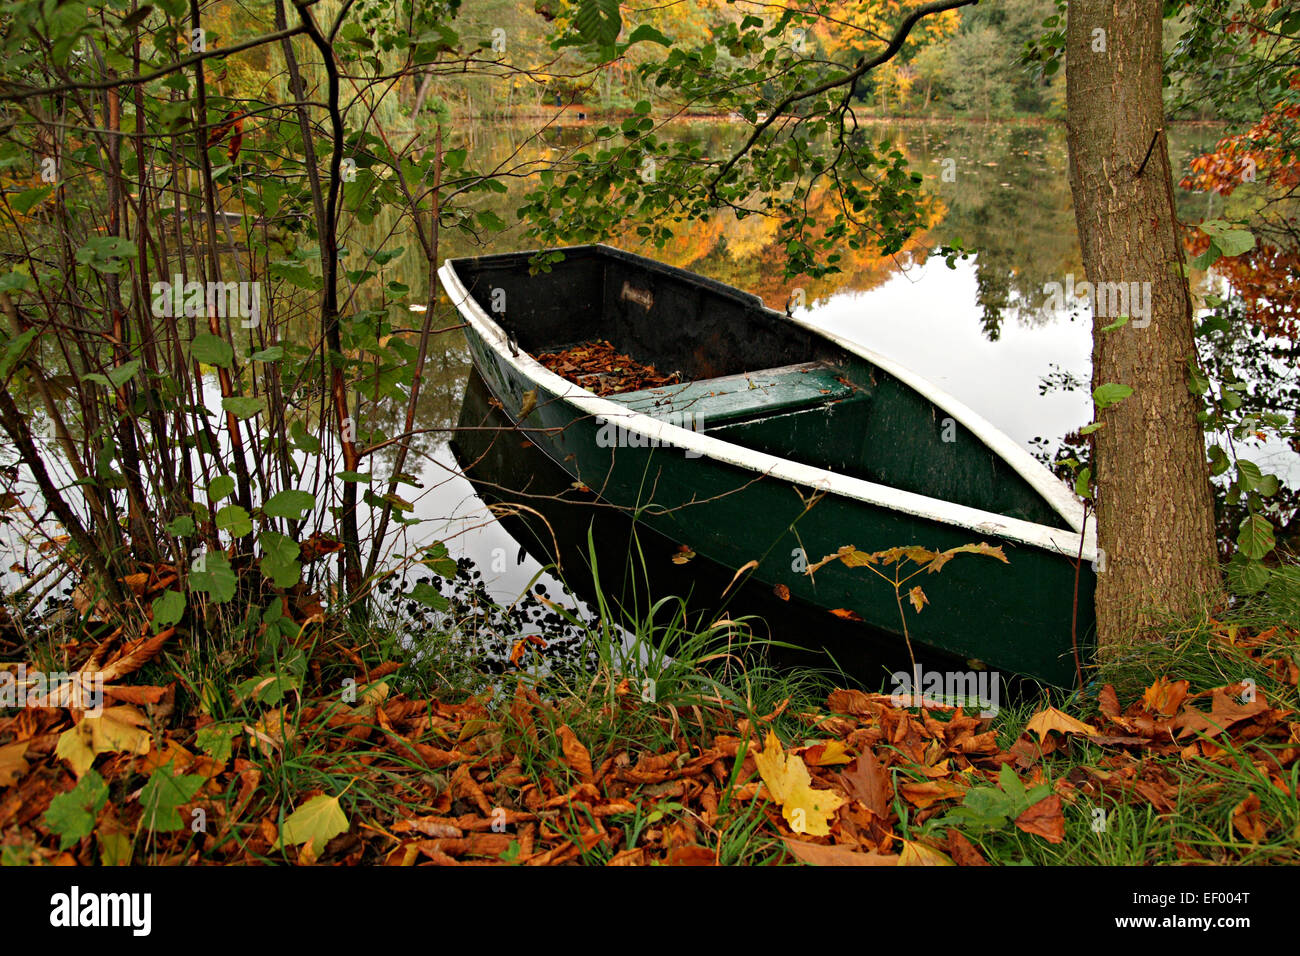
[{"x1": 2, "y1": 558, "x2": 1296, "y2": 866}]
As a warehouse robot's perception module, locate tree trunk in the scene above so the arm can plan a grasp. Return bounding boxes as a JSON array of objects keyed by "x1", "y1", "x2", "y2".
[{"x1": 1065, "y1": 0, "x2": 1221, "y2": 646}]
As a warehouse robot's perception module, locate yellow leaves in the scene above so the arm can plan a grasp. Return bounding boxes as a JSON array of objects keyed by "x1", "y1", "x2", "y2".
[
  {"x1": 671, "y1": 545, "x2": 695, "y2": 565},
  {"x1": 56, "y1": 705, "x2": 153, "y2": 777},
  {"x1": 898, "y1": 840, "x2": 954, "y2": 866},
  {"x1": 800, "y1": 739, "x2": 852, "y2": 767},
  {"x1": 1024, "y1": 706, "x2": 1097, "y2": 741},
  {"x1": 245, "y1": 707, "x2": 296, "y2": 754},
  {"x1": 753, "y1": 731, "x2": 845, "y2": 836},
  {"x1": 276, "y1": 794, "x2": 350, "y2": 853},
  {"x1": 908, "y1": 585, "x2": 928, "y2": 613}
]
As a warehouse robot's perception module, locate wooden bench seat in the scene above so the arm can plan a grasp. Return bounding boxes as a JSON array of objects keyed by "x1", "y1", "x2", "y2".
[{"x1": 603, "y1": 361, "x2": 864, "y2": 428}]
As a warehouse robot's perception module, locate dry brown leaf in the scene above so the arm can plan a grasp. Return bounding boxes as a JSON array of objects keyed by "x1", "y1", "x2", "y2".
[
  {"x1": 1014, "y1": 794, "x2": 1066, "y2": 843},
  {"x1": 0, "y1": 740, "x2": 29, "y2": 788},
  {"x1": 1024, "y1": 706, "x2": 1097, "y2": 741},
  {"x1": 783, "y1": 838, "x2": 898, "y2": 866},
  {"x1": 557, "y1": 724, "x2": 594, "y2": 782},
  {"x1": 839, "y1": 749, "x2": 889, "y2": 817},
  {"x1": 898, "y1": 840, "x2": 954, "y2": 865}
]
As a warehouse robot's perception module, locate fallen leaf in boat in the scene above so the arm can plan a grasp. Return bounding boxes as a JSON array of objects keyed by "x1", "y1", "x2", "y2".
[
  {"x1": 783, "y1": 839, "x2": 898, "y2": 866},
  {"x1": 1024, "y1": 706, "x2": 1097, "y2": 741},
  {"x1": 1014, "y1": 794, "x2": 1065, "y2": 843},
  {"x1": 829, "y1": 608, "x2": 862, "y2": 622},
  {"x1": 671, "y1": 545, "x2": 695, "y2": 565},
  {"x1": 898, "y1": 840, "x2": 954, "y2": 865},
  {"x1": 908, "y1": 585, "x2": 928, "y2": 613},
  {"x1": 751, "y1": 730, "x2": 845, "y2": 836},
  {"x1": 773, "y1": 584, "x2": 790, "y2": 601},
  {"x1": 570, "y1": 481, "x2": 591, "y2": 493},
  {"x1": 518, "y1": 389, "x2": 537, "y2": 420}
]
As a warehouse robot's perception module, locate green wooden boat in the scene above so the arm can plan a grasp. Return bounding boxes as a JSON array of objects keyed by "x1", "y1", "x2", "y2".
[{"x1": 439, "y1": 244, "x2": 1097, "y2": 686}]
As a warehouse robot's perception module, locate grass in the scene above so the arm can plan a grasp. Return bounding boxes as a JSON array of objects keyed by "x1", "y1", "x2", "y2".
[{"x1": 3, "y1": 542, "x2": 1298, "y2": 865}]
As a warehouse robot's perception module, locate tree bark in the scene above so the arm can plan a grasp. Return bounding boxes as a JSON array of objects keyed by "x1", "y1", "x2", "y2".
[{"x1": 1065, "y1": 0, "x2": 1222, "y2": 645}]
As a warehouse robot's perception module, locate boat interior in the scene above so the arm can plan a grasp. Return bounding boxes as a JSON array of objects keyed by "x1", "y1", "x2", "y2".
[{"x1": 451, "y1": 245, "x2": 1071, "y2": 530}]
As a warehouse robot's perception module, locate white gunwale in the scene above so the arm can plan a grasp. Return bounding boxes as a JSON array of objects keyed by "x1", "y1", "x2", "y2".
[{"x1": 438, "y1": 251, "x2": 1098, "y2": 564}]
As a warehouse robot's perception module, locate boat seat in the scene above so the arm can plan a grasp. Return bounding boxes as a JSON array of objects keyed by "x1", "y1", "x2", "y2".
[{"x1": 602, "y1": 361, "x2": 864, "y2": 428}]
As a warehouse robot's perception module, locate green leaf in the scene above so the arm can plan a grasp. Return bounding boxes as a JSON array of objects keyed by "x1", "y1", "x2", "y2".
[
  {"x1": 259, "y1": 531, "x2": 302, "y2": 588},
  {"x1": 152, "y1": 590, "x2": 185, "y2": 631},
  {"x1": 1237, "y1": 515, "x2": 1275, "y2": 561},
  {"x1": 75, "y1": 236, "x2": 137, "y2": 274},
  {"x1": 277, "y1": 793, "x2": 350, "y2": 850},
  {"x1": 208, "y1": 474, "x2": 235, "y2": 503},
  {"x1": 165, "y1": 515, "x2": 195, "y2": 537},
  {"x1": 1079, "y1": 422, "x2": 1104, "y2": 435},
  {"x1": 138, "y1": 761, "x2": 204, "y2": 833},
  {"x1": 0, "y1": 328, "x2": 39, "y2": 380},
  {"x1": 263, "y1": 489, "x2": 316, "y2": 520},
  {"x1": 9, "y1": 185, "x2": 53, "y2": 215},
  {"x1": 107, "y1": 360, "x2": 140, "y2": 388},
  {"x1": 1092, "y1": 383, "x2": 1133, "y2": 410},
  {"x1": 43, "y1": 770, "x2": 108, "y2": 849},
  {"x1": 190, "y1": 550, "x2": 237, "y2": 603},
  {"x1": 215, "y1": 504, "x2": 252, "y2": 538},
  {"x1": 250, "y1": 346, "x2": 283, "y2": 362},
  {"x1": 1073, "y1": 466, "x2": 1092, "y2": 499},
  {"x1": 626, "y1": 24, "x2": 671, "y2": 46},
  {"x1": 409, "y1": 582, "x2": 449, "y2": 610},
  {"x1": 1227, "y1": 554, "x2": 1271, "y2": 596},
  {"x1": 222, "y1": 395, "x2": 265, "y2": 420},
  {"x1": 1098, "y1": 315, "x2": 1128, "y2": 333},
  {"x1": 191, "y1": 333, "x2": 234, "y2": 369},
  {"x1": 337, "y1": 471, "x2": 371, "y2": 483},
  {"x1": 1187, "y1": 360, "x2": 1211, "y2": 396},
  {"x1": 195, "y1": 723, "x2": 240, "y2": 764},
  {"x1": 290, "y1": 421, "x2": 321, "y2": 454}
]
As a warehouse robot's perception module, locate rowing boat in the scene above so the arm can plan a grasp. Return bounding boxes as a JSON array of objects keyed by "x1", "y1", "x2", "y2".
[{"x1": 438, "y1": 244, "x2": 1097, "y2": 685}]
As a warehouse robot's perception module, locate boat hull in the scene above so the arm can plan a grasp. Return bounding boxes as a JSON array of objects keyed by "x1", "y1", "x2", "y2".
[
  {"x1": 459, "y1": 320, "x2": 1094, "y2": 687},
  {"x1": 441, "y1": 245, "x2": 1097, "y2": 687}
]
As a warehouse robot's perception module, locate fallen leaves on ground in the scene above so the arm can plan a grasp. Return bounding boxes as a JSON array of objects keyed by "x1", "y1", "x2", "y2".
[{"x1": 1, "y1": 597, "x2": 1296, "y2": 866}]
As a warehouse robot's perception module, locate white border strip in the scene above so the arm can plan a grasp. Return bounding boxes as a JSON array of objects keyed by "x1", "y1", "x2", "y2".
[{"x1": 438, "y1": 255, "x2": 1098, "y2": 563}]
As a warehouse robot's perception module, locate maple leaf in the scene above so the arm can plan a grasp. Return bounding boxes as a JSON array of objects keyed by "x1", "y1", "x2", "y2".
[
  {"x1": 752, "y1": 730, "x2": 845, "y2": 836},
  {"x1": 43, "y1": 770, "x2": 108, "y2": 849},
  {"x1": 138, "y1": 761, "x2": 204, "y2": 833},
  {"x1": 1024, "y1": 706, "x2": 1097, "y2": 741},
  {"x1": 908, "y1": 585, "x2": 928, "y2": 613}
]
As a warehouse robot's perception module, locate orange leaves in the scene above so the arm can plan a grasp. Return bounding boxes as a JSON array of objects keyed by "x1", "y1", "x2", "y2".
[
  {"x1": 1013, "y1": 794, "x2": 1065, "y2": 844},
  {"x1": 536, "y1": 340, "x2": 681, "y2": 396}
]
